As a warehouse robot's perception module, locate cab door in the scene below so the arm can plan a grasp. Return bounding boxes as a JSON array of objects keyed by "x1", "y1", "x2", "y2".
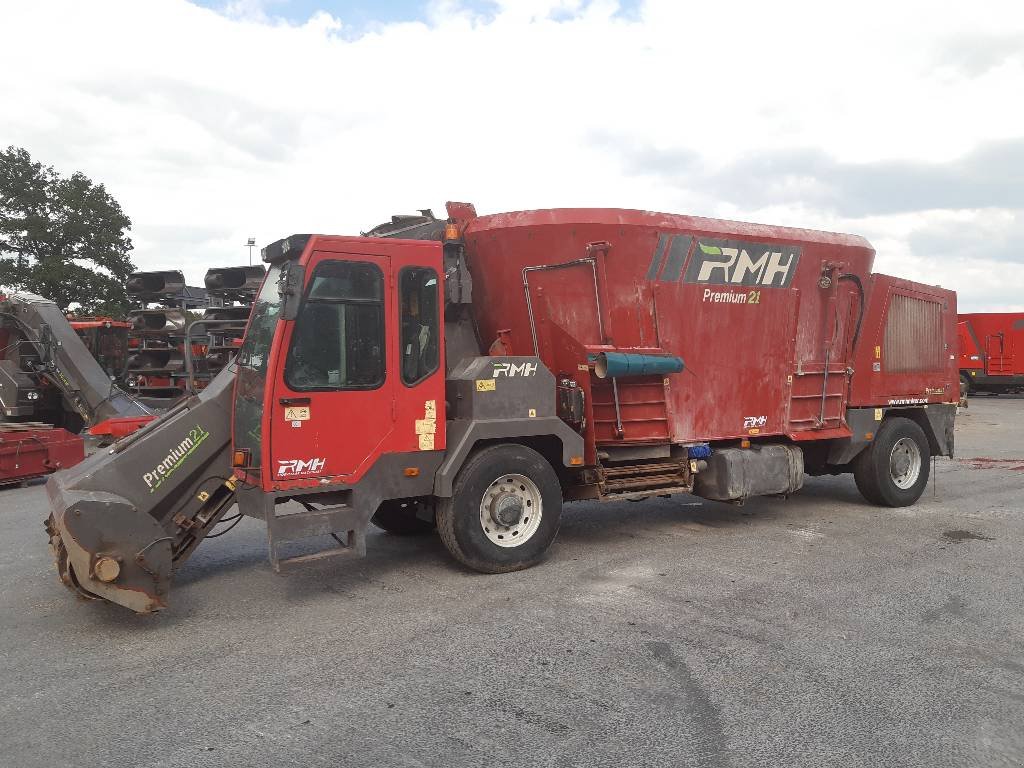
[{"x1": 269, "y1": 249, "x2": 394, "y2": 489}]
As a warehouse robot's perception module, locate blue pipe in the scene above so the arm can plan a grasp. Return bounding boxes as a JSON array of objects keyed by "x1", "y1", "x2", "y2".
[{"x1": 593, "y1": 351, "x2": 685, "y2": 379}]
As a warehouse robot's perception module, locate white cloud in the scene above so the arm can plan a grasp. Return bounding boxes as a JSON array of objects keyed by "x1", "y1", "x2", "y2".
[{"x1": 1, "y1": 0, "x2": 1022, "y2": 310}]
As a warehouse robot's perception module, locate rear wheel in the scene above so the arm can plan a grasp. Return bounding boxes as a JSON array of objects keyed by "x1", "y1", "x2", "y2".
[
  {"x1": 370, "y1": 500, "x2": 435, "y2": 536},
  {"x1": 959, "y1": 374, "x2": 971, "y2": 397},
  {"x1": 853, "y1": 416, "x2": 931, "y2": 507},
  {"x1": 437, "y1": 444, "x2": 562, "y2": 573}
]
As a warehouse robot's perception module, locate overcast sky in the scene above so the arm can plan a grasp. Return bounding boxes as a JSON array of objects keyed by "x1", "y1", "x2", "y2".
[{"x1": 1, "y1": 0, "x2": 1022, "y2": 311}]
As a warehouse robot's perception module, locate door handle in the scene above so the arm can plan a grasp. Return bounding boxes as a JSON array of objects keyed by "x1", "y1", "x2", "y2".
[{"x1": 279, "y1": 397, "x2": 311, "y2": 406}]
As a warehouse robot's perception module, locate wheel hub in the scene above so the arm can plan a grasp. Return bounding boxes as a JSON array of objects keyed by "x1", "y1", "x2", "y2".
[
  {"x1": 889, "y1": 436, "x2": 922, "y2": 490},
  {"x1": 478, "y1": 473, "x2": 543, "y2": 548},
  {"x1": 892, "y1": 451, "x2": 911, "y2": 477},
  {"x1": 490, "y1": 494, "x2": 524, "y2": 527}
]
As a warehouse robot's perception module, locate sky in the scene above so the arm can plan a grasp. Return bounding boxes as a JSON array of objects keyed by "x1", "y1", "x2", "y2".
[{"x1": 1, "y1": 0, "x2": 1022, "y2": 311}]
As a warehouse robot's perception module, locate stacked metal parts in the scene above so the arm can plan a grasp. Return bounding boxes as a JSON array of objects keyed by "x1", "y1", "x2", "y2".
[
  {"x1": 198, "y1": 265, "x2": 265, "y2": 379},
  {"x1": 125, "y1": 270, "x2": 190, "y2": 403},
  {"x1": 124, "y1": 266, "x2": 264, "y2": 405}
]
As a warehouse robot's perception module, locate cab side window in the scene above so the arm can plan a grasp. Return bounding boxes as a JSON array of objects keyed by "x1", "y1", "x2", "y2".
[
  {"x1": 285, "y1": 261, "x2": 385, "y2": 390},
  {"x1": 399, "y1": 266, "x2": 440, "y2": 385}
]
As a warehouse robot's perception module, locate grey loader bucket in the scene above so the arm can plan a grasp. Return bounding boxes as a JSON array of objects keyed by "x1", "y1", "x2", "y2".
[{"x1": 45, "y1": 366, "x2": 238, "y2": 612}]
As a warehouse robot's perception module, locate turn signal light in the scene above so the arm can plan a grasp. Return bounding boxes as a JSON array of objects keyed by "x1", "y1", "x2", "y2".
[
  {"x1": 403, "y1": 467, "x2": 420, "y2": 477},
  {"x1": 569, "y1": 456, "x2": 584, "y2": 466},
  {"x1": 444, "y1": 222, "x2": 461, "y2": 241},
  {"x1": 740, "y1": 439, "x2": 751, "y2": 448},
  {"x1": 232, "y1": 449, "x2": 250, "y2": 468}
]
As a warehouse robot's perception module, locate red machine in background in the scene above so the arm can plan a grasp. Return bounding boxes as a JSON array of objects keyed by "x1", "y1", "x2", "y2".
[
  {"x1": 958, "y1": 312, "x2": 1024, "y2": 395},
  {"x1": 0, "y1": 294, "x2": 154, "y2": 485},
  {"x1": 0, "y1": 422, "x2": 83, "y2": 486}
]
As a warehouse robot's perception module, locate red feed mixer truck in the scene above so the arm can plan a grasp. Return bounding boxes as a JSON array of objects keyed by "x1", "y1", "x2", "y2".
[
  {"x1": 957, "y1": 312, "x2": 1024, "y2": 395},
  {"x1": 45, "y1": 203, "x2": 958, "y2": 613}
]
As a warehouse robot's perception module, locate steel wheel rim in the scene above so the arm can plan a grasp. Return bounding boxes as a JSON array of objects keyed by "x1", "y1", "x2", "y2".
[
  {"x1": 479, "y1": 473, "x2": 543, "y2": 547},
  {"x1": 889, "y1": 437, "x2": 922, "y2": 489}
]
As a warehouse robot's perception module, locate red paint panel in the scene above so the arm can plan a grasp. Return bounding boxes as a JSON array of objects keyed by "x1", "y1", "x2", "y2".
[
  {"x1": 458, "y1": 208, "x2": 959, "y2": 452},
  {"x1": 462, "y1": 209, "x2": 888, "y2": 446},
  {"x1": 848, "y1": 276, "x2": 958, "y2": 406},
  {"x1": 263, "y1": 237, "x2": 444, "y2": 492}
]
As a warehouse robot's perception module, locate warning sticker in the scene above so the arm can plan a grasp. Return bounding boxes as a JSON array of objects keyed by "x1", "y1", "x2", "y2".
[
  {"x1": 416, "y1": 400, "x2": 437, "y2": 451},
  {"x1": 284, "y1": 406, "x2": 310, "y2": 421},
  {"x1": 476, "y1": 379, "x2": 496, "y2": 392}
]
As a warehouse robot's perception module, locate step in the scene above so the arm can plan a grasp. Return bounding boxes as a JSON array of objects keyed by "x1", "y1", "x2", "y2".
[
  {"x1": 597, "y1": 459, "x2": 692, "y2": 496},
  {"x1": 266, "y1": 504, "x2": 366, "y2": 572},
  {"x1": 601, "y1": 460, "x2": 688, "y2": 478}
]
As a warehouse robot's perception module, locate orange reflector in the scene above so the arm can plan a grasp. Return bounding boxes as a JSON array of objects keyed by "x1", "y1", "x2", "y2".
[
  {"x1": 231, "y1": 449, "x2": 249, "y2": 467},
  {"x1": 404, "y1": 467, "x2": 420, "y2": 477},
  {"x1": 740, "y1": 439, "x2": 750, "y2": 448},
  {"x1": 569, "y1": 456, "x2": 584, "y2": 466},
  {"x1": 444, "y1": 222, "x2": 460, "y2": 241},
  {"x1": 864, "y1": 432, "x2": 874, "y2": 441}
]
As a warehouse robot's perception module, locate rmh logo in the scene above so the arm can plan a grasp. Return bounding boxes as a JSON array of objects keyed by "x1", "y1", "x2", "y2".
[
  {"x1": 493, "y1": 361, "x2": 538, "y2": 378},
  {"x1": 684, "y1": 239, "x2": 801, "y2": 289},
  {"x1": 277, "y1": 457, "x2": 326, "y2": 476}
]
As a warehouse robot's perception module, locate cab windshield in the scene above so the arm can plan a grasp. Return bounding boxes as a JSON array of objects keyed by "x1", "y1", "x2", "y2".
[{"x1": 233, "y1": 263, "x2": 284, "y2": 469}]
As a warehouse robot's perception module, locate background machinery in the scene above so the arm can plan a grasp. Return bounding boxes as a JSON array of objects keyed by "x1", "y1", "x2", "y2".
[
  {"x1": 46, "y1": 203, "x2": 959, "y2": 612},
  {"x1": 125, "y1": 270, "x2": 191, "y2": 403},
  {"x1": 69, "y1": 317, "x2": 131, "y2": 379},
  {"x1": 958, "y1": 312, "x2": 1024, "y2": 395},
  {"x1": 125, "y1": 266, "x2": 264, "y2": 404},
  {"x1": 0, "y1": 292, "x2": 153, "y2": 484}
]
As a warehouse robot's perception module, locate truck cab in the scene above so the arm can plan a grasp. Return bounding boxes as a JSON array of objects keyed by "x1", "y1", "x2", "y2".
[{"x1": 233, "y1": 235, "x2": 447, "y2": 493}]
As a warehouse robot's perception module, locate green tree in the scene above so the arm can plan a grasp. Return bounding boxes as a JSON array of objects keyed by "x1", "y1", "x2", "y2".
[{"x1": 0, "y1": 146, "x2": 136, "y2": 316}]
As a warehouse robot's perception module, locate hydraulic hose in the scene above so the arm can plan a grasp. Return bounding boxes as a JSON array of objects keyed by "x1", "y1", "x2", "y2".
[{"x1": 837, "y1": 273, "x2": 865, "y2": 351}]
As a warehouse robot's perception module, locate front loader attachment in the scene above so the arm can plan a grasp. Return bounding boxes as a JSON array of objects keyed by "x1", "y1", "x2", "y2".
[{"x1": 45, "y1": 366, "x2": 238, "y2": 612}]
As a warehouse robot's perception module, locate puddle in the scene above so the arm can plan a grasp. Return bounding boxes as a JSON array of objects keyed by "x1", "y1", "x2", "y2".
[
  {"x1": 942, "y1": 529, "x2": 993, "y2": 542},
  {"x1": 956, "y1": 457, "x2": 1024, "y2": 472}
]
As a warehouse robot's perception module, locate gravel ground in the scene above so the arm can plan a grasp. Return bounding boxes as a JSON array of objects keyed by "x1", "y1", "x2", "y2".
[{"x1": 1, "y1": 397, "x2": 1022, "y2": 767}]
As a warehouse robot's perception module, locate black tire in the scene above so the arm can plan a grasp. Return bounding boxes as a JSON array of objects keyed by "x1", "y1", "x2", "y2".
[
  {"x1": 959, "y1": 374, "x2": 971, "y2": 397},
  {"x1": 853, "y1": 416, "x2": 931, "y2": 507},
  {"x1": 437, "y1": 443, "x2": 562, "y2": 574},
  {"x1": 370, "y1": 500, "x2": 435, "y2": 536}
]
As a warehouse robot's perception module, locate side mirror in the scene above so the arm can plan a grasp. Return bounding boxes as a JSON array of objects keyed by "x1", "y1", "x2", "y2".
[{"x1": 279, "y1": 263, "x2": 306, "y2": 321}]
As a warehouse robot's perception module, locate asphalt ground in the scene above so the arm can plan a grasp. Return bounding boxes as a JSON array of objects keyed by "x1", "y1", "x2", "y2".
[{"x1": 1, "y1": 396, "x2": 1022, "y2": 768}]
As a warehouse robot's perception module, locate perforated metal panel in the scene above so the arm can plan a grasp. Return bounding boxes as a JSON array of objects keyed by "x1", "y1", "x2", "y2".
[{"x1": 884, "y1": 294, "x2": 942, "y2": 372}]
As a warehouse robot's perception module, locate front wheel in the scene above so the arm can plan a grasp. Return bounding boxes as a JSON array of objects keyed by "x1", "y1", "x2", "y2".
[
  {"x1": 437, "y1": 444, "x2": 562, "y2": 573},
  {"x1": 853, "y1": 416, "x2": 931, "y2": 507}
]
